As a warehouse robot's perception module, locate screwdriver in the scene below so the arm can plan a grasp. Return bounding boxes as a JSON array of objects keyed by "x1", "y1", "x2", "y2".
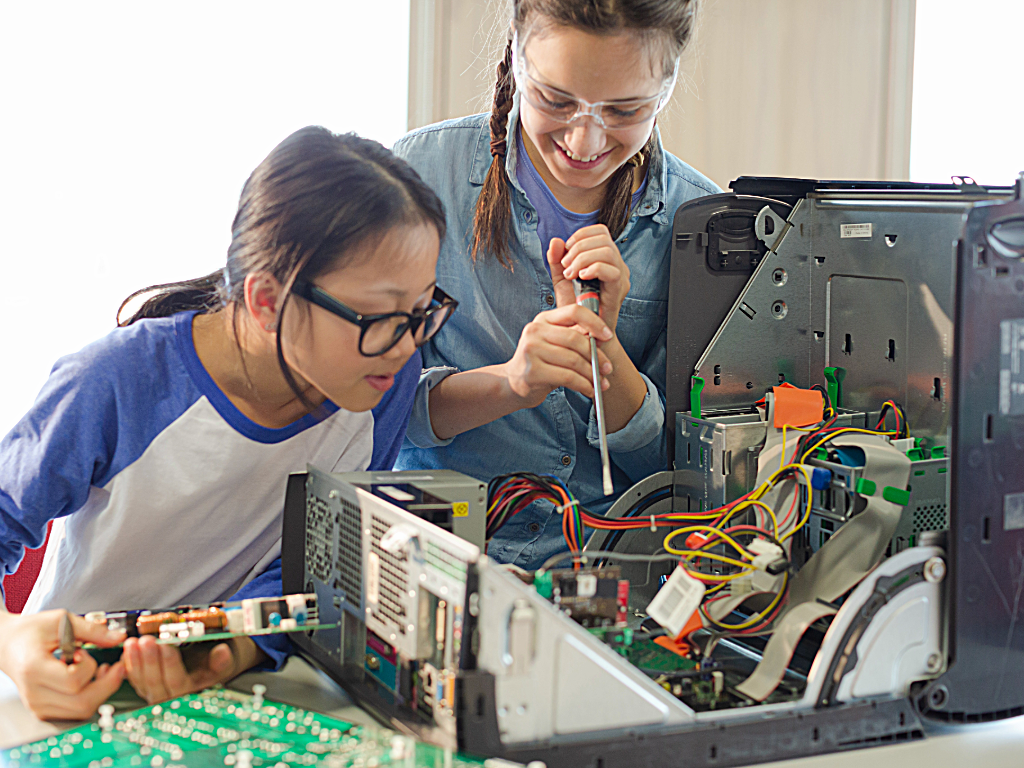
[{"x1": 574, "y1": 278, "x2": 614, "y2": 496}]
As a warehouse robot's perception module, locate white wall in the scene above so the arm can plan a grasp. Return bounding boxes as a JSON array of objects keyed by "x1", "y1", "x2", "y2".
[
  {"x1": 910, "y1": 0, "x2": 1024, "y2": 185},
  {"x1": 0, "y1": 2, "x2": 410, "y2": 438}
]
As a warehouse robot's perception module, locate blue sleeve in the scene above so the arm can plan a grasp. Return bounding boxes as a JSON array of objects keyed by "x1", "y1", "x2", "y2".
[
  {"x1": 0, "y1": 321, "x2": 195, "y2": 593},
  {"x1": 230, "y1": 559, "x2": 291, "y2": 671},
  {"x1": 368, "y1": 350, "x2": 421, "y2": 470},
  {"x1": 240, "y1": 351, "x2": 420, "y2": 667},
  {"x1": 0, "y1": 356, "x2": 120, "y2": 585}
]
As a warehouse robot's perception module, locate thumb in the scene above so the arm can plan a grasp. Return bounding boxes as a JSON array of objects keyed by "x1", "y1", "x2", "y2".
[
  {"x1": 71, "y1": 614, "x2": 127, "y2": 648},
  {"x1": 547, "y1": 237, "x2": 567, "y2": 273},
  {"x1": 77, "y1": 661, "x2": 126, "y2": 715},
  {"x1": 207, "y1": 643, "x2": 234, "y2": 674}
]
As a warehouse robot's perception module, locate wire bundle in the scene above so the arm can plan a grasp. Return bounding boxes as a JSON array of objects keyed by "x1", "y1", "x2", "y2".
[{"x1": 486, "y1": 473, "x2": 585, "y2": 553}]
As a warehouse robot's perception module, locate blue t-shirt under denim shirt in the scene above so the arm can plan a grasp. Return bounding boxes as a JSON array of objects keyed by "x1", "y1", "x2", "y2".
[
  {"x1": 514, "y1": 126, "x2": 647, "y2": 270},
  {"x1": 393, "y1": 98, "x2": 720, "y2": 570}
]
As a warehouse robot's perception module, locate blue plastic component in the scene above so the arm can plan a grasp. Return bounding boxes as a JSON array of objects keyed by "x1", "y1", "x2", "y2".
[
  {"x1": 832, "y1": 446, "x2": 866, "y2": 467},
  {"x1": 268, "y1": 612, "x2": 282, "y2": 627},
  {"x1": 811, "y1": 467, "x2": 833, "y2": 490},
  {"x1": 294, "y1": 610, "x2": 307, "y2": 625}
]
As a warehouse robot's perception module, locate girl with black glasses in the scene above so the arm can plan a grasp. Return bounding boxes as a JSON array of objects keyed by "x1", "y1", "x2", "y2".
[{"x1": 0, "y1": 126, "x2": 453, "y2": 719}]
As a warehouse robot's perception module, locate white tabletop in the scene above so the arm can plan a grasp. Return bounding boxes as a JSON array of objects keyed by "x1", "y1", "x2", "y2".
[{"x1": 2, "y1": 659, "x2": 1023, "y2": 767}]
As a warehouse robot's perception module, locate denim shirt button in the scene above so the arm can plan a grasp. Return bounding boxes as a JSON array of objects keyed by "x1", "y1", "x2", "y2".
[
  {"x1": 528, "y1": 522, "x2": 541, "y2": 533},
  {"x1": 523, "y1": 210, "x2": 533, "y2": 222},
  {"x1": 561, "y1": 454, "x2": 572, "y2": 466},
  {"x1": 545, "y1": 294, "x2": 554, "y2": 306}
]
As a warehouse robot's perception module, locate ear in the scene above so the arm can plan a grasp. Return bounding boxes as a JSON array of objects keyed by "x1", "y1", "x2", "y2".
[{"x1": 242, "y1": 272, "x2": 284, "y2": 333}]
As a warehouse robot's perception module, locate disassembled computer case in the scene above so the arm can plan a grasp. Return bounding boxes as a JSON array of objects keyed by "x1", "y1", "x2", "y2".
[{"x1": 282, "y1": 175, "x2": 1024, "y2": 767}]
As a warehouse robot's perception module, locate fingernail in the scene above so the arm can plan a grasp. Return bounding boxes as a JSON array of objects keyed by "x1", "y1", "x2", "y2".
[
  {"x1": 601, "y1": 362, "x2": 613, "y2": 375},
  {"x1": 602, "y1": 328, "x2": 613, "y2": 340},
  {"x1": 602, "y1": 378, "x2": 610, "y2": 390}
]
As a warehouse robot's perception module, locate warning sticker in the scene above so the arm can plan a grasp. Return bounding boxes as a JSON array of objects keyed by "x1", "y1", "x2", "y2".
[
  {"x1": 646, "y1": 565, "x2": 706, "y2": 636},
  {"x1": 999, "y1": 318, "x2": 1024, "y2": 416},
  {"x1": 452, "y1": 501, "x2": 469, "y2": 518},
  {"x1": 840, "y1": 223, "x2": 873, "y2": 239}
]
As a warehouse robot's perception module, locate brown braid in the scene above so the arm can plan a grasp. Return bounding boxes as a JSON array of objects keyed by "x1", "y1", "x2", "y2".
[
  {"x1": 471, "y1": 37, "x2": 517, "y2": 267},
  {"x1": 597, "y1": 131, "x2": 657, "y2": 241}
]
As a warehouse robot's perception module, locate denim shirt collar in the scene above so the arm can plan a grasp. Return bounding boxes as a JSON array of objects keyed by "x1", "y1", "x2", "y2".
[{"x1": 468, "y1": 98, "x2": 672, "y2": 225}]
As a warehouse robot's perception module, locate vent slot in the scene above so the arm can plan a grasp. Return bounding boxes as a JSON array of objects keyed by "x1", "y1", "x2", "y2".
[
  {"x1": 370, "y1": 514, "x2": 409, "y2": 633},
  {"x1": 334, "y1": 496, "x2": 363, "y2": 600},
  {"x1": 305, "y1": 496, "x2": 334, "y2": 583}
]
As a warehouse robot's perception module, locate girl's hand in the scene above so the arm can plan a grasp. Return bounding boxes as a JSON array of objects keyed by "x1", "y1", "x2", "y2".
[
  {"x1": 122, "y1": 635, "x2": 256, "y2": 705},
  {"x1": 0, "y1": 609, "x2": 126, "y2": 720},
  {"x1": 548, "y1": 224, "x2": 631, "y2": 333},
  {"x1": 502, "y1": 304, "x2": 614, "y2": 408}
]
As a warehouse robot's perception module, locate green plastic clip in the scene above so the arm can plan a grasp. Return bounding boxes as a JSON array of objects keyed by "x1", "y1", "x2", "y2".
[
  {"x1": 824, "y1": 366, "x2": 846, "y2": 409},
  {"x1": 691, "y1": 376, "x2": 705, "y2": 419},
  {"x1": 534, "y1": 571, "x2": 553, "y2": 599},
  {"x1": 906, "y1": 447, "x2": 927, "y2": 462},
  {"x1": 882, "y1": 486, "x2": 911, "y2": 506},
  {"x1": 855, "y1": 478, "x2": 877, "y2": 496},
  {"x1": 814, "y1": 447, "x2": 829, "y2": 461},
  {"x1": 931, "y1": 445, "x2": 947, "y2": 459}
]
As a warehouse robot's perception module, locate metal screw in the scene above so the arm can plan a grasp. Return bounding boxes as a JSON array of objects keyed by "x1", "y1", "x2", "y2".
[
  {"x1": 771, "y1": 300, "x2": 788, "y2": 320},
  {"x1": 926, "y1": 653, "x2": 942, "y2": 672},
  {"x1": 924, "y1": 557, "x2": 946, "y2": 583},
  {"x1": 772, "y1": 268, "x2": 788, "y2": 286}
]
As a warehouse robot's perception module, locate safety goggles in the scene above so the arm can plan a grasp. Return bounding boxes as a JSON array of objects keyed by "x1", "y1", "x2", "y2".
[
  {"x1": 292, "y1": 280, "x2": 457, "y2": 357},
  {"x1": 511, "y1": 34, "x2": 678, "y2": 129}
]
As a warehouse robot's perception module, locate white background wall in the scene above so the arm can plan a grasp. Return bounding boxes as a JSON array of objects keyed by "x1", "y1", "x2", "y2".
[
  {"x1": 910, "y1": 0, "x2": 1024, "y2": 185},
  {"x1": 0, "y1": 2, "x2": 410, "y2": 438}
]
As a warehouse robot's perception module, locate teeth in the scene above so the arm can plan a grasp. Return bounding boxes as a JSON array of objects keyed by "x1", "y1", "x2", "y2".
[{"x1": 562, "y1": 147, "x2": 599, "y2": 163}]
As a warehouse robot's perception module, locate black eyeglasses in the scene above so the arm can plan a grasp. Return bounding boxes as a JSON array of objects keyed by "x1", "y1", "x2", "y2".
[{"x1": 292, "y1": 279, "x2": 458, "y2": 356}]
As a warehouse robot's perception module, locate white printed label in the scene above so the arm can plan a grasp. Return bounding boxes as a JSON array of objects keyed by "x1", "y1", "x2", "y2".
[
  {"x1": 646, "y1": 566, "x2": 706, "y2": 636},
  {"x1": 378, "y1": 485, "x2": 415, "y2": 502},
  {"x1": 576, "y1": 574, "x2": 598, "y2": 598},
  {"x1": 367, "y1": 551, "x2": 380, "y2": 605},
  {"x1": 840, "y1": 223, "x2": 873, "y2": 239}
]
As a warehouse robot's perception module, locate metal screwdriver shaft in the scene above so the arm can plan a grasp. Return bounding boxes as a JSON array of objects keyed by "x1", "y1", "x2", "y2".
[{"x1": 574, "y1": 278, "x2": 614, "y2": 496}]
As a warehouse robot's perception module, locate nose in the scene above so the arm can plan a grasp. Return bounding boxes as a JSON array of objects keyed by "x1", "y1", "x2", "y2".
[
  {"x1": 384, "y1": 323, "x2": 418, "y2": 360},
  {"x1": 561, "y1": 118, "x2": 606, "y2": 158}
]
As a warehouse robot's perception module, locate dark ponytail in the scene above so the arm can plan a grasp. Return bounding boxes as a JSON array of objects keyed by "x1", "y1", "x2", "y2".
[
  {"x1": 471, "y1": 0, "x2": 696, "y2": 264},
  {"x1": 117, "y1": 127, "x2": 446, "y2": 405}
]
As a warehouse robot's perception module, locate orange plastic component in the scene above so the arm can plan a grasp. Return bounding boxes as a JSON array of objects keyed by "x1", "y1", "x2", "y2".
[
  {"x1": 772, "y1": 385, "x2": 824, "y2": 428},
  {"x1": 653, "y1": 610, "x2": 705, "y2": 656},
  {"x1": 684, "y1": 531, "x2": 709, "y2": 550}
]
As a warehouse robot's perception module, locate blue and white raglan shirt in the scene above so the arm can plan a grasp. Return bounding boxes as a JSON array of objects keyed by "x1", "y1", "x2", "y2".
[{"x1": 0, "y1": 311, "x2": 417, "y2": 667}]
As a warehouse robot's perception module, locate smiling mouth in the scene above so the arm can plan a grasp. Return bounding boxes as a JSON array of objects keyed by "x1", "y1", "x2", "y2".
[{"x1": 554, "y1": 142, "x2": 611, "y2": 164}]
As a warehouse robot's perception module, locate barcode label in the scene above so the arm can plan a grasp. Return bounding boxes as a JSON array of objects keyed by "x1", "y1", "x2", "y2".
[
  {"x1": 646, "y1": 566, "x2": 705, "y2": 635},
  {"x1": 840, "y1": 223, "x2": 872, "y2": 239}
]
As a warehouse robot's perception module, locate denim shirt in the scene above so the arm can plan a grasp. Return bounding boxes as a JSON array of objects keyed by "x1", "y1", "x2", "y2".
[{"x1": 392, "y1": 103, "x2": 719, "y2": 569}]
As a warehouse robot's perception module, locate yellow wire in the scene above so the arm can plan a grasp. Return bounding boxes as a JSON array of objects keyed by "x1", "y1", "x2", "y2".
[
  {"x1": 662, "y1": 525, "x2": 755, "y2": 561},
  {"x1": 799, "y1": 427, "x2": 897, "y2": 463},
  {"x1": 701, "y1": 571, "x2": 790, "y2": 631},
  {"x1": 780, "y1": 464, "x2": 814, "y2": 542}
]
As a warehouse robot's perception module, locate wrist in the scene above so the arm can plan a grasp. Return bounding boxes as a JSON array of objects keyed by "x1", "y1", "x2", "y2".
[{"x1": 495, "y1": 361, "x2": 547, "y2": 410}]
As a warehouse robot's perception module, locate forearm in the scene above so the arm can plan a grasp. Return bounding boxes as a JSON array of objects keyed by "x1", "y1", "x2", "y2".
[
  {"x1": 427, "y1": 365, "x2": 526, "y2": 440},
  {"x1": 600, "y1": 337, "x2": 648, "y2": 434}
]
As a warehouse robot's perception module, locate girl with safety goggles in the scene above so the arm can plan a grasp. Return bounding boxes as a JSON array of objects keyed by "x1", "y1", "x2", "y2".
[{"x1": 392, "y1": 0, "x2": 719, "y2": 571}]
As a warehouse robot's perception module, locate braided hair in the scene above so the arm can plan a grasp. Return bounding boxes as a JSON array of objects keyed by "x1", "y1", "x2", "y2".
[{"x1": 471, "y1": 0, "x2": 697, "y2": 267}]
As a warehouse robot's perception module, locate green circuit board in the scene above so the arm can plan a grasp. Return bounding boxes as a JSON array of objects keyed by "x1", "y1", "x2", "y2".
[{"x1": 0, "y1": 688, "x2": 494, "y2": 768}]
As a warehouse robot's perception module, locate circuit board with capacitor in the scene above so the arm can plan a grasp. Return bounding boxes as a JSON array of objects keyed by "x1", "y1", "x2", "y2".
[{"x1": 0, "y1": 687, "x2": 515, "y2": 768}]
